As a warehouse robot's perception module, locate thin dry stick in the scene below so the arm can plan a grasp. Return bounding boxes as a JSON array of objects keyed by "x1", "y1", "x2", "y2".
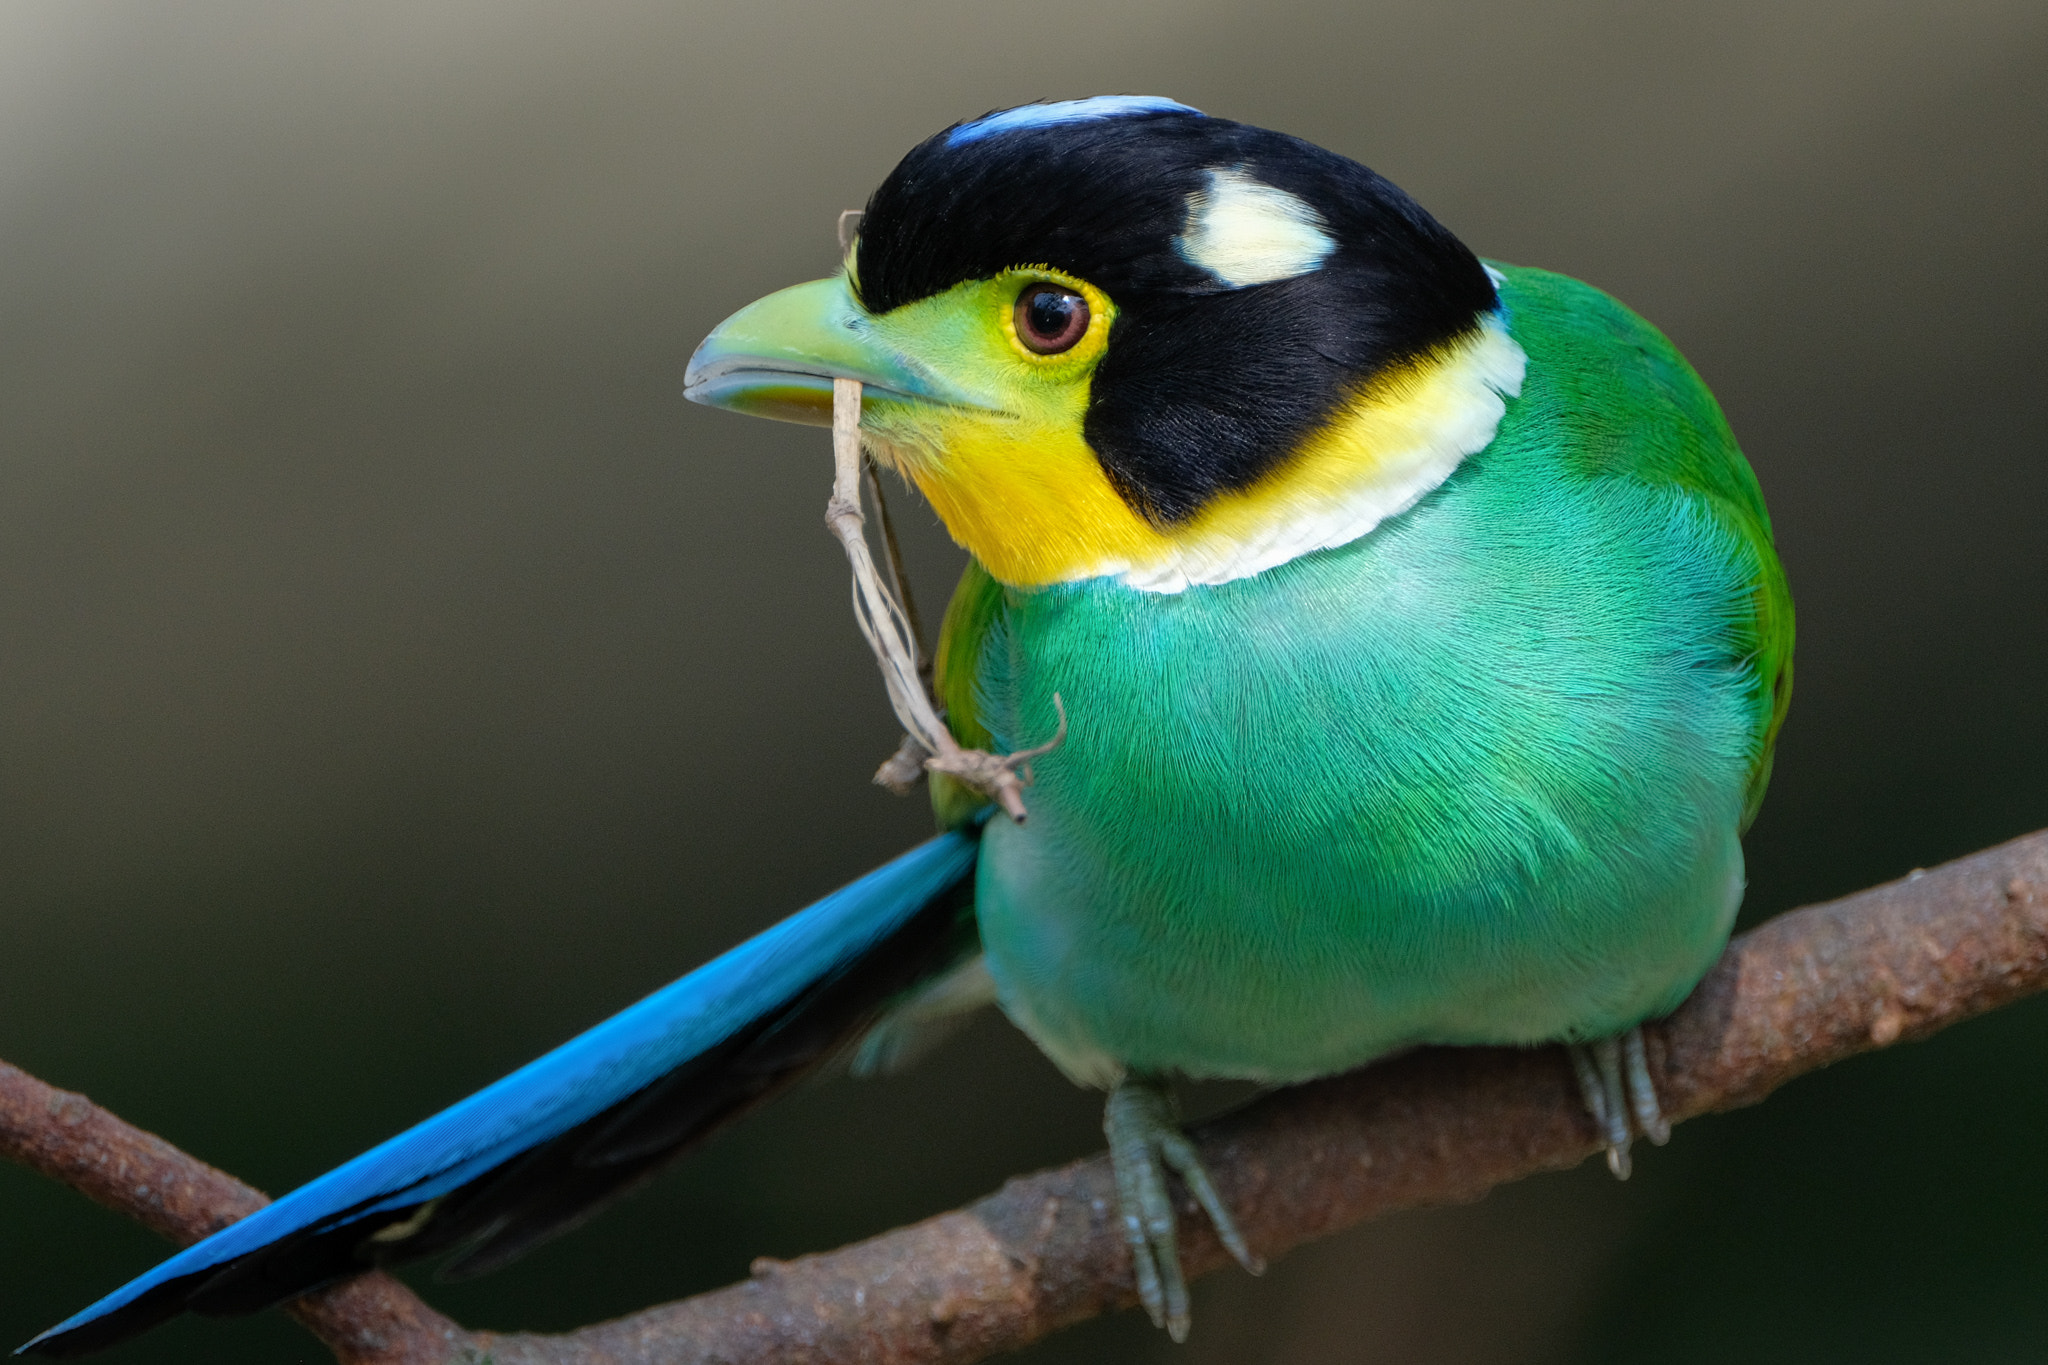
[
  {"x1": 862, "y1": 457, "x2": 928, "y2": 676},
  {"x1": 9, "y1": 830, "x2": 2048, "y2": 1365},
  {"x1": 862, "y1": 456, "x2": 938, "y2": 797},
  {"x1": 824, "y1": 377, "x2": 1064, "y2": 821}
]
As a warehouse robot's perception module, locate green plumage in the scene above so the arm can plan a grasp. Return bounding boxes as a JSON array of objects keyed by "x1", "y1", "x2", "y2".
[{"x1": 936, "y1": 265, "x2": 1792, "y2": 1085}]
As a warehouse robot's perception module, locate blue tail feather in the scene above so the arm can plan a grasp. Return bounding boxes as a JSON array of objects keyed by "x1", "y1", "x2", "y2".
[{"x1": 21, "y1": 830, "x2": 980, "y2": 1358}]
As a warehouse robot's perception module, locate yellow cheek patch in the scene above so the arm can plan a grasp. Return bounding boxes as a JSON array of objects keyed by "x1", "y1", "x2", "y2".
[
  {"x1": 859, "y1": 270, "x2": 1161, "y2": 587},
  {"x1": 880, "y1": 415, "x2": 1168, "y2": 587},
  {"x1": 869, "y1": 314, "x2": 1526, "y2": 592}
]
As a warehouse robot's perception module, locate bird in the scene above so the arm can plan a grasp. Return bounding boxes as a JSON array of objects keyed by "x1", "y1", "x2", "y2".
[{"x1": 22, "y1": 95, "x2": 1792, "y2": 1356}]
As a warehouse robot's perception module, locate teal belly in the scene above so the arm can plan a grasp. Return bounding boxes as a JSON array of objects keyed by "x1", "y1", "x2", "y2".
[{"x1": 970, "y1": 460, "x2": 1765, "y2": 1086}]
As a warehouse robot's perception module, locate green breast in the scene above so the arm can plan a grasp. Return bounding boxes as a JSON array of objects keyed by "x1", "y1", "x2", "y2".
[{"x1": 943, "y1": 266, "x2": 1790, "y2": 1085}]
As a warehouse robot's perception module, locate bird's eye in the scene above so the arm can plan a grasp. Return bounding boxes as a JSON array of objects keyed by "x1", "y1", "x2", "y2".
[{"x1": 1014, "y1": 284, "x2": 1090, "y2": 355}]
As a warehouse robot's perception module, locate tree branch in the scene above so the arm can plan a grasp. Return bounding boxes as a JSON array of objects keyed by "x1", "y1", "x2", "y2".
[
  {"x1": 8, "y1": 829, "x2": 2048, "y2": 1364},
  {"x1": 0, "y1": 1062, "x2": 467, "y2": 1364}
]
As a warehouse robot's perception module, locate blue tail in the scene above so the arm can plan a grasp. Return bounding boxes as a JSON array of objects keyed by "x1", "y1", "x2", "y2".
[{"x1": 22, "y1": 830, "x2": 980, "y2": 1359}]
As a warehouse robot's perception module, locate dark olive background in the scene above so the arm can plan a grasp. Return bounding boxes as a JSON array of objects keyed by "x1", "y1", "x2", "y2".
[{"x1": 1, "y1": 3, "x2": 2043, "y2": 1361}]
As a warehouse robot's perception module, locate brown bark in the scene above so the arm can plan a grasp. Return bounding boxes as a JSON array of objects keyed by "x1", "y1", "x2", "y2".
[{"x1": 7, "y1": 829, "x2": 2047, "y2": 1365}]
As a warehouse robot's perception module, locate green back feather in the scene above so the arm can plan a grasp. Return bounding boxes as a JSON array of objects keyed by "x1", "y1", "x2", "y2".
[{"x1": 1490, "y1": 266, "x2": 1791, "y2": 826}]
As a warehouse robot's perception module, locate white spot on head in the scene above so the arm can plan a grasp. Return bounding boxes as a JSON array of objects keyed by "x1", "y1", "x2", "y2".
[
  {"x1": 947, "y1": 96, "x2": 1201, "y2": 147},
  {"x1": 1177, "y1": 167, "x2": 1336, "y2": 288}
]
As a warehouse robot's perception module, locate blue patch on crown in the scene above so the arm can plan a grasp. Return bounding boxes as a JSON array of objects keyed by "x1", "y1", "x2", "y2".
[{"x1": 947, "y1": 96, "x2": 1203, "y2": 147}]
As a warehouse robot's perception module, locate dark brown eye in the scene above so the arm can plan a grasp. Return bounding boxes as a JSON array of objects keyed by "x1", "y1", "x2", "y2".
[{"x1": 1014, "y1": 284, "x2": 1090, "y2": 354}]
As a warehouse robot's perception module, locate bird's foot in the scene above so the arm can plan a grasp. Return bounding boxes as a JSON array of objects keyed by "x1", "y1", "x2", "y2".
[
  {"x1": 1103, "y1": 1075, "x2": 1262, "y2": 1341},
  {"x1": 1567, "y1": 1027, "x2": 1671, "y2": 1180}
]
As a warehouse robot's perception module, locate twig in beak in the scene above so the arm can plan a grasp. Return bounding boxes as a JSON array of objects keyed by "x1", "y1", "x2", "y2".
[{"x1": 825, "y1": 377, "x2": 1061, "y2": 822}]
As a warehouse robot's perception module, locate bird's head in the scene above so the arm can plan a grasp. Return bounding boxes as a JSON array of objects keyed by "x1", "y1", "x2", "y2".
[{"x1": 686, "y1": 97, "x2": 1524, "y2": 592}]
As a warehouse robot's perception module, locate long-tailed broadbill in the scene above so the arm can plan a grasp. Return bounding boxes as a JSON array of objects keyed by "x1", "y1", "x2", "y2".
[{"x1": 24, "y1": 96, "x2": 1792, "y2": 1355}]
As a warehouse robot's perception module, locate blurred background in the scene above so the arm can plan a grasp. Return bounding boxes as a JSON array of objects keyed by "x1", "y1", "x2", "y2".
[{"x1": 0, "y1": 2, "x2": 2043, "y2": 1361}]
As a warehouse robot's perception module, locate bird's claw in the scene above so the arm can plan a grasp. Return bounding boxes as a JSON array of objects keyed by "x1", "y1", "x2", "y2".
[
  {"x1": 1104, "y1": 1075, "x2": 1262, "y2": 1341},
  {"x1": 1568, "y1": 1026, "x2": 1670, "y2": 1180}
]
